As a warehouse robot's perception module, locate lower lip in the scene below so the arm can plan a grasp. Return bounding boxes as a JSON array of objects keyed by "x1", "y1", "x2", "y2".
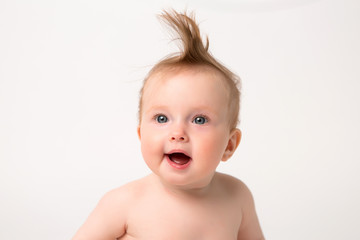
[{"x1": 165, "y1": 155, "x2": 192, "y2": 170}]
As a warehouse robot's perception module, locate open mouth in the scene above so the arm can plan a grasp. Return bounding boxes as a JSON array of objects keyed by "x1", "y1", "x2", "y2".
[{"x1": 166, "y1": 152, "x2": 191, "y2": 166}]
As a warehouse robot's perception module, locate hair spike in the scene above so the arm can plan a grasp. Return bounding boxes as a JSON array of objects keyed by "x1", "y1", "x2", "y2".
[{"x1": 159, "y1": 9, "x2": 209, "y2": 63}]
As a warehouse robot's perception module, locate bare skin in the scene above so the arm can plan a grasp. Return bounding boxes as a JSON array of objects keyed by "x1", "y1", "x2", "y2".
[
  {"x1": 73, "y1": 173, "x2": 264, "y2": 240},
  {"x1": 73, "y1": 66, "x2": 265, "y2": 239}
]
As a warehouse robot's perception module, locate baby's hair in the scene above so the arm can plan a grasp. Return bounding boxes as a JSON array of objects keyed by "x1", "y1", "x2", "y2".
[{"x1": 139, "y1": 9, "x2": 241, "y2": 130}]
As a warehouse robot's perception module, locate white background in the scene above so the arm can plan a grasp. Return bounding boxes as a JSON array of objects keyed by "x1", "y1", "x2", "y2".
[{"x1": 1, "y1": 0, "x2": 359, "y2": 239}]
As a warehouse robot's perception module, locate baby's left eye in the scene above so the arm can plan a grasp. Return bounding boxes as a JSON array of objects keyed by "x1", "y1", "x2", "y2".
[{"x1": 193, "y1": 116, "x2": 208, "y2": 125}]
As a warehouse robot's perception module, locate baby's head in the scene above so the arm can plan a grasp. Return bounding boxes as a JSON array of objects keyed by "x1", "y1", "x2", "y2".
[
  {"x1": 138, "y1": 10, "x2": 241, "y2": 132},
  {"x1": 137, "y1": 10, "x2": 242, "y2": 188}
]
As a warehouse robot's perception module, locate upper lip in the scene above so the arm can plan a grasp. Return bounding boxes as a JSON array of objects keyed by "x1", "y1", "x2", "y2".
[{"x1": 165, "y1": 149, "x2": 191, "y2": 158}]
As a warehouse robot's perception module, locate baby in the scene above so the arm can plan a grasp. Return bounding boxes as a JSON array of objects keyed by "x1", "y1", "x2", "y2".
[{"x1": 73, "y1": 10, "x2": 264, "y2": 240}]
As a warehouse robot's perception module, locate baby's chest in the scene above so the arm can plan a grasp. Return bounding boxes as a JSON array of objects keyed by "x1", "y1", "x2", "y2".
[{"x1": 124, "y1": 202, "x2": 241, "y2": 240}]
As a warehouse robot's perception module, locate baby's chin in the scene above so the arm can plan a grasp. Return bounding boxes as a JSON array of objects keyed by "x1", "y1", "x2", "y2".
[{"x1": 156, "y1": 172, "x2": 216, "y2": 194}]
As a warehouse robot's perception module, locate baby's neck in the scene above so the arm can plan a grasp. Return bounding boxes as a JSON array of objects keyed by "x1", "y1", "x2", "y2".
[{"x1": 149, "y1": 173, "x2": 218, "y2": 200}]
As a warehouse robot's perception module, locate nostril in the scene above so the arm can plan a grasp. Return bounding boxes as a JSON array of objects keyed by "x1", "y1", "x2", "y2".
[{"x1": 170, "y1": 136, "x2": 186, "y2": 141}]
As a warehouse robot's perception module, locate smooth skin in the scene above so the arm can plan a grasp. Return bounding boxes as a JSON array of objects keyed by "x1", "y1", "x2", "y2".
[{"x1": 72, "y1": 66, "x2": 264, "y2": 240}]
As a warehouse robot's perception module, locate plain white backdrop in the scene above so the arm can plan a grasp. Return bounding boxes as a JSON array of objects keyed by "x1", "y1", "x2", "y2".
[{"x1": 1, "y1": 0, "x2": 359, "y2": 239}]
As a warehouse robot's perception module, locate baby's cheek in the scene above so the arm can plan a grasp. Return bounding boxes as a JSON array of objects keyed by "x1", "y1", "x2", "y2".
[
  {"x1": 141, "y1": 133, "x2": 163, "y2": 158},
  {"x1": 141, "y1": 139, "x2": 156, "y2": 156},
  {"x1": 204, "y1": 138, "x2": 228, "y2": 158},
  {"x1": 141, "y1": 142, "x2": 160, "y2": 172},
  {"x1": 201, "y1": 133, "x2": 220, "y2": 148}
]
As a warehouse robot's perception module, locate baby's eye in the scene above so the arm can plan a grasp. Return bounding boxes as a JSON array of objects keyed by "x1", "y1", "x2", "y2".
[
  {"x1": 155, "y1": 114, "x2": 168, "y2": 123},
  {"x1": 193, "y1": 116, "x2": 208, "y2": 125}
]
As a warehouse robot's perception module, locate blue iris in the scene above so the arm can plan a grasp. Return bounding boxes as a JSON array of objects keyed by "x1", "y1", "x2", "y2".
[{"x1": 156, "y1": 115, "x2": 168, "y2": 123}]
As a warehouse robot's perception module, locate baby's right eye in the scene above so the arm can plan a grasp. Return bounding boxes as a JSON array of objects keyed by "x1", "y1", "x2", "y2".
[{"x1": 155, "y1": 114, "x2": 168, "y2": 123}]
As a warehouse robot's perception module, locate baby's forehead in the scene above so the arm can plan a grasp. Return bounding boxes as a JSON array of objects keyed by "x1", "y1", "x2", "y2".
[{"x1": 144, "y1": 64, "x2": 229, "y2": 93}]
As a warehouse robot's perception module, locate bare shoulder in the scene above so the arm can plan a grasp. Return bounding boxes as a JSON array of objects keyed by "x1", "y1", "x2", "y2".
[
  {"x1": 215, "y1": 172, "x2": 265, "y2": 240},
  {"x1": 72, "y1": 176, "x2": 150, "y2": 240},
  {"x1": 217, "y1": 173, "x2": 257, "y2": 218},
  {"x1": 215, "y1": 172, "x2": 253, "y2": 199},
  {"x1": 104, "y1": 176, "x2": 149, "y2": 203}
]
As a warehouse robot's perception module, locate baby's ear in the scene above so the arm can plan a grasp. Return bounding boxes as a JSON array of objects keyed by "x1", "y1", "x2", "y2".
[
  {"x1": 137, "y1": 126, "x2": 141, "y2": 140},
  {"x1": 222, "y1": 128, "x2": 241, "y2": 162}
]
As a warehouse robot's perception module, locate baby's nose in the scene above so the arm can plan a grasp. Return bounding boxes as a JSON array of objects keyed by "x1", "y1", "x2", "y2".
[{"x1": 169, "y1": 127, "x2": 189, "y2": 142}]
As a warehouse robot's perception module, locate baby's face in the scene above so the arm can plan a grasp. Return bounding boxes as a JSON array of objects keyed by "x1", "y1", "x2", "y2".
[{"x1": 138, "y1": 67, "x2": 236, "y2": 189}]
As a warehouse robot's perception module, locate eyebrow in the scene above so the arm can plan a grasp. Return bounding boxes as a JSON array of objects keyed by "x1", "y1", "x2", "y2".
[
  {"x1": 144, "y1": 105, "x2": 168, "y2": 113},
  {"x1": 144, "y1": 105, "x2": 218, "y2": 115}
]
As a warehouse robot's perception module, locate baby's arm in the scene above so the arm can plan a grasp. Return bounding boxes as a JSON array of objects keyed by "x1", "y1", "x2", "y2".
[
  {"x1": 237, "y1": 182, "x2": 265, "y2": 240},
  {"x1": 72, "y1": 189, "x2": 127, "y2": 240}
]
